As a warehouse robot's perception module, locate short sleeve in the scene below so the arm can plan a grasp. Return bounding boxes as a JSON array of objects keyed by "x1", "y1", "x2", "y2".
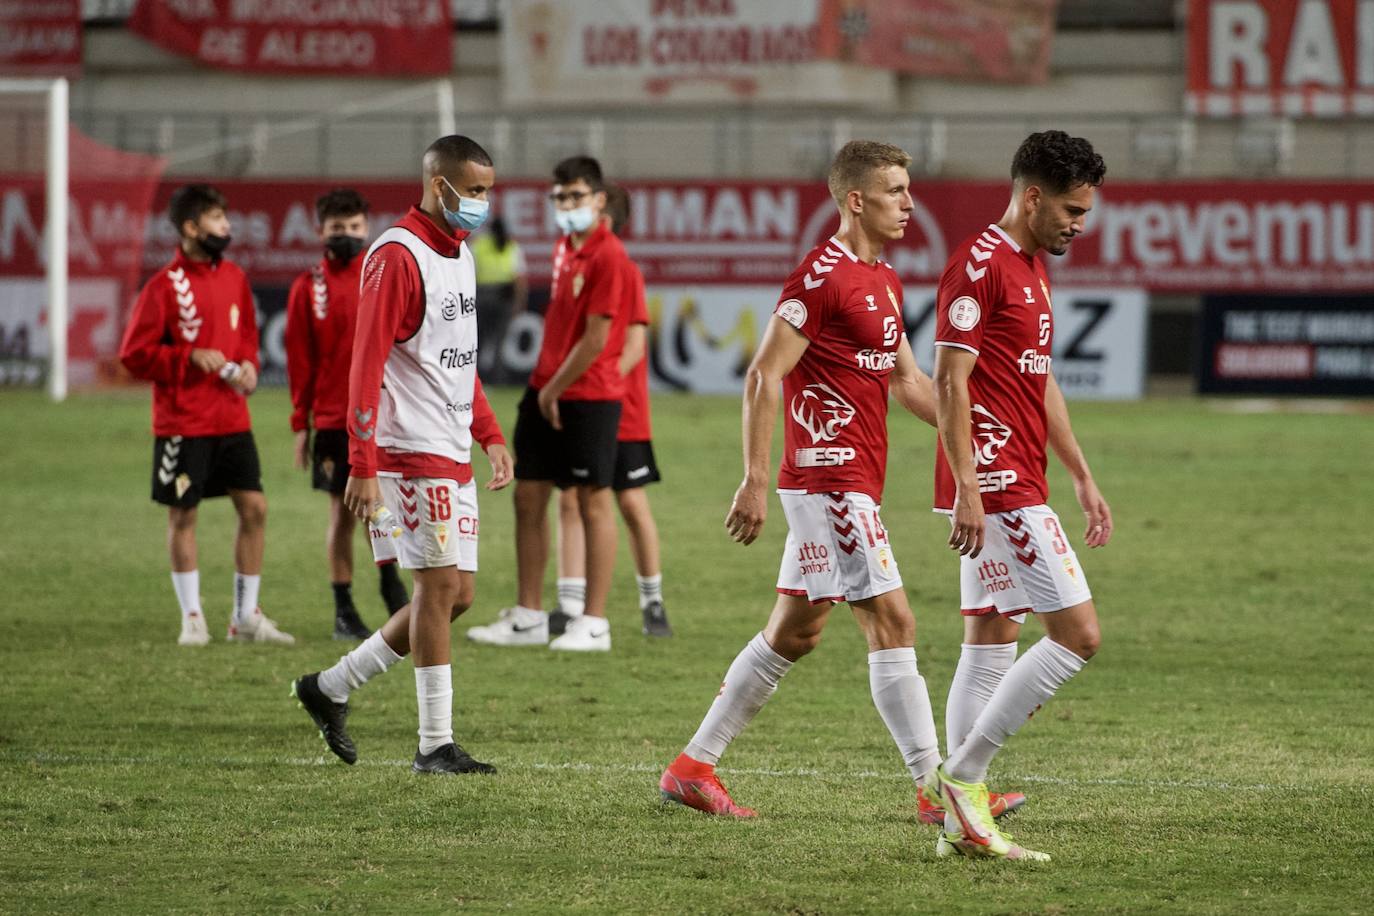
[
  {"x1": 628, "y1": 263, "x2": 648, "y2": 325},
  {"x1": 773, "y1": 259, "x2": 834, "y2": 342},
  {"x1": 581, "y1": 249, "x2": 625, "y2": 321},
  {"x1": 934, "y1": 255, "x2": 994, "y2": 357}
]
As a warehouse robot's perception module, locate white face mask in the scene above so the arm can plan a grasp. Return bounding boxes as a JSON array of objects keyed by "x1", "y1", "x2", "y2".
[{"x1": 554, "y1": 205, "x2": 597, "y2": 235}]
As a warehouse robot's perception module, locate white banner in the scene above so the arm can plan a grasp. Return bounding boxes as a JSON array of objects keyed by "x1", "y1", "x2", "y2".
[{"x1": 500, "y1": 0, "x2": 891, "y2": 106}]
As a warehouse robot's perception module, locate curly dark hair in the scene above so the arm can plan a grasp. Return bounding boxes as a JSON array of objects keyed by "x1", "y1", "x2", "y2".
[
  {"x1": 167, "y1": 184, "x2": 226, "y2": 231},
  {"x1": 1011, "y1": 130, "x2": 1106, "y2": 193},
  {"x1": 315, "y1": 188, "x2": 369, "y2": 224}
]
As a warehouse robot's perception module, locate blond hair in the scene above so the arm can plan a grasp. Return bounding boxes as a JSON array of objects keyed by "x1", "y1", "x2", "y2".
[{"x1": 827, "y1": 140, "x2": 912, "y2": 205}]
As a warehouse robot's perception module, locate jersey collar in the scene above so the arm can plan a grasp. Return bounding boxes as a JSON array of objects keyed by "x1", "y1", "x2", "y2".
[
  {"x1": 399, "y1": 205, "x2": 468, "y2": 258},
  {"x1": 987, "y1": 223, "x2": 1021, "y2": 252},
  {"x1": 827, "y1": 235, "x2": 860, "y2": 261}
]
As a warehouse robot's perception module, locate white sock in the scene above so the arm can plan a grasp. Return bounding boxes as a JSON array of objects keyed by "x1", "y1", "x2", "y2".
[
  {"x1": 636, "y1": 573, "x2": 663, "y2": 610},
  {"x1": 945, "y1": 642, "x2": 1018, "y2": 757},
  {"x1": 171, "y1": 570, "x2": 201, "y2": 621},
  {"x1": 317, "y1": 630, "x2": 404, "y2": 704},
  {"x1": 868, "y1": 647, "x2": 942, "y2": 784},
  {"x1": 515, "y1": 604, "x2": 547, "y2": 620},
  {"x1": 946, "y1": 637, "x2": 1087, "y2": 784},
  {"x1": 233, "y1": 572, "x2": 260, "y2": 623},
  {"x1": 415, "y1": 664, "x2": 453, "y2": 754},
  {"x1": 684, "y1": 632, "x2": 792, "y2": 765},
  {"x1": 555, "y1": 578, "x2": 586, "y2": 617}
]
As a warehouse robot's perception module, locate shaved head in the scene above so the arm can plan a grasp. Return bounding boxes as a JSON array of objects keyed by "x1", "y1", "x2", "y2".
[{"x1": 423, "y1": 134, "x2": 493, "y2": 181}]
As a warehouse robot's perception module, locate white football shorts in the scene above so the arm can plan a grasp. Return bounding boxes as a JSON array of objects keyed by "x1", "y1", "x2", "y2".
[
  {"x1": 957, "y1": 504, "x2": 1091, "y2": 622},
  {"x1": 370, "y1": 476, "x2": 478, "y2": 572},
  {"x1": 776, "y1": 490, "x2": 902, "y2": 604}
]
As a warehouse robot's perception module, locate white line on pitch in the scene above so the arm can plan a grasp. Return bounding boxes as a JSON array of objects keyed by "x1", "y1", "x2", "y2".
[{"x1": 4, "y1": 750, "x2": 1349, "y2": 795}]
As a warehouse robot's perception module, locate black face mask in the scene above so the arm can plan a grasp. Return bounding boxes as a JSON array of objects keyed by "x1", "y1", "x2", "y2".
[
  {"x1": 198, "y1": 233, "x2": 232, "y2": 260},
  {"x1": 324, "y1": 234, "x2": 366, "y2": 263}
]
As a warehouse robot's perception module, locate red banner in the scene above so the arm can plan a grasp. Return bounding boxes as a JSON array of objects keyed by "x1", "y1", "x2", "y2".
[
  {"x1": 0, "y1": 0, "x2": 81, "y2": 77},
  {"x1": 127, "y1": 0, "x2": 452, "y2": 76},
  {"x1": 816, "y1": 0, "x2": 1057, "y2": 83},
  {"x1": 124, "y1": 178, "x2": 1374, "y2": 295},
  {"x1": 1186, "y1": 0, "x2": 1374, "y2": 117}
]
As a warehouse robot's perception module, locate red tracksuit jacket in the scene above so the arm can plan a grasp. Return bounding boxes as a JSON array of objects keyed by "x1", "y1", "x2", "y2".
[{"x1": 284, "y1": 255, "x2": 360, "y2": 434}]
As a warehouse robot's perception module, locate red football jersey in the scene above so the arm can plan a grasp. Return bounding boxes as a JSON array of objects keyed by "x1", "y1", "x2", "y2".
[
  {"x1": 616, "y1": 260, "x2": 651, "y2": 442},
  {"x1": 119, "y1": 249, "x2": 258, "y2": 438},
  {"x1": 284, "y1": 255, "x2": 362, "y2": 433},
  {"x1": 933, "y1": 223, "x2": 1053, "y2": 514},
  {"x1": 530, "y1": 221, "x2": 628, "y2": 401},
  {"x1": 775, "y1": 237, "x2": 906, "y2": 503}
]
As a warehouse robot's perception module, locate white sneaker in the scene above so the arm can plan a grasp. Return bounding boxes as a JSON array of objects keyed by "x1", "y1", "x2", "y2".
[
  {"x1": 548, "y1": 614, "x2": 610, "y2": 652},
  {"x1": 226, "y1": 607, "x2": 296, "y2": 645},
  {"x1": 178, "y1": 611, "x2": 210, "y2": 647},
  {"x1": 467, "y1": 607, "x2": 548, "y2": 646}
]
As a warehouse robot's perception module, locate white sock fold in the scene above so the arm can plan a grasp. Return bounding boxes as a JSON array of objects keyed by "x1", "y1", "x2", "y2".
[
  {"x1": 233, "y1": 572, "x2": 260, "y2": 624},
  {"x1": 946, "y1": 637, "x2": 1087, "y2": 784},
  {"x1": 317, "y1": 630, "x2": 404, "y2": 704},
  {"x1": 171, "y1": 570, "x2": 201, "y2": 621},
  {"x1": 868, "y1": 647, "x2": 942, "y2": 784},
  {"x1": 555, "y1": 578, "x2": 586, "y2": 617},
  {"x1": 945, "y1": 642, "x2": 1018, "y2": 757},
  {"x1": 415, "y1": 664, "x2": 454, "y2": 754},
  {"x1": 685, "y1": 632, "x2": 792, "y2": 765},
  {"x1": 636, "y1": 573, "x2": 663, "y2": 610}
]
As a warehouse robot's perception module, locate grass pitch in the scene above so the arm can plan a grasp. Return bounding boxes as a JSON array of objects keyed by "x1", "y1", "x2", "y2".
[{"x1": 2, "y1": 385, "x2": 1372, "y2": 914}]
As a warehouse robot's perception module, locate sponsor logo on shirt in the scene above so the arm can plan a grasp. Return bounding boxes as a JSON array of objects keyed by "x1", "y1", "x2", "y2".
[
  {"x1": 790, "y1": 382, "x2": 855, "y2": 444},
  {"x1": 441, "y1": 292, "x2": 477, "y2": 321},
  {"x1": 855, "y1": 348, "x2": 897, "y2": 372},
  {"x1": 949, "y1": 296, "x2": 980, "y2": 331},
  {"x1": 978, "y1": 469, "x2": 1018, "y2": 493},
  {"x1": 776, "y1": 298, "x2": 807, "y2": 330},
  {"x1": 971, "y1": 404, "x2": 1011, "y2": 465},
  {"x1": 439, "y1": 346, "x2": 476, "y2": 369},
  {"x1": 1017, "y1": 349, "x2": 1052, "y2": 374},
  {"x1": 794, "y1": 446, "x2": 856, "y2": 467},
  {"x1": 445, "y1": 400, "x2": 473, "y2": 413}
]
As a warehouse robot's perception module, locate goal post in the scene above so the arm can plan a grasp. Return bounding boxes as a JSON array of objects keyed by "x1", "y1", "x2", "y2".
[{"x1": 0, "y1": 76, "x2": 68, "y2": 401}]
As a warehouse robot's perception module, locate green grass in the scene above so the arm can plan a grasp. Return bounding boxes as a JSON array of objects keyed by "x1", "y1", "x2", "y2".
[{"x1": 2, "y1": 386, "x2": 1373, "y2": 914}]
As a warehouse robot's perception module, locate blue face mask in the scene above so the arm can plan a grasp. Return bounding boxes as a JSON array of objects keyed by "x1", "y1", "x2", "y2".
[
  {"x1": 554, "y1": 205, "x2": 597, "y2": 235},
  {"x1": 440, "y1": 178, "x2": 489, "y2": 231}
]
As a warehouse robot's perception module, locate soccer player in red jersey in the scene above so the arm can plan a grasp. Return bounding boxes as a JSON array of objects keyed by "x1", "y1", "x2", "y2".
[
  {"x1": 120, "y1": 184, "x2": 294, "y2": 647},
  {"x1": 929, "y1": 131, "x2": 1111, "y2": 861},
  {"x1": 285, "y1": 188, "x2": 409, "y2": 641},
  {"x1": 467, "y1": 156, "x2": 633, "y2": 652},
  {"x1": 290, "y1": 136, "x2": 513, "y2": 774},
  {"x1": 658, "y1": 141, "x2": 945, "y2": 819},
  {"x1": 549, "y1": 184, "x2": 671, "y2": 638}
]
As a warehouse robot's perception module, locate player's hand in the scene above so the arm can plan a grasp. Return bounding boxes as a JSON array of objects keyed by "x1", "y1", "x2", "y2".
[
  {"x1": 344, "y1": 474, "x2": 381, "y2": 520},
  {"x1": 725, "y1": 478, "x2": 767, "y2": 545},
  {"x1": 537, "y1": 388, "x2": 562, "y2": 430},
  {"x1": 949, "y1": 486, "x2": 985, "y2": 558},
  {"x1": 1073, "y1": 476, "x2": 1113, "y2": 548},
  {"x1": 293, "y1": 430, "x2": 309, "y2": 470},
  {"x1": 484, "y1": 443, "x2": 513, "y2": 491},
  {"x1": 189, "y1": 348, "x2": 227, "y2": 374},
  {"x1": 235, "y1": 361, "x2": 258, "y2": 395}
]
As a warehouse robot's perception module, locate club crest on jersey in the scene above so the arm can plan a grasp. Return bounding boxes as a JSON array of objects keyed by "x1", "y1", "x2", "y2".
[
  {"x1": 790, "y1": 382, "x2": 855, "y2": 444},
  {"x1": 776, "y1": 298, "x2": 807, "y2": 330},
  {"x1": 572, "y1": 272, "x2": 585, "y2": 298},
  {"x1": 886, "y1": 286, "x2": 899, "y2": 313},
  {"x1": 230, "y1": 303, "x2": 240, "y2": 330},
  {"x1": 949, "y1": 296, "x2": 980, "y2": 331},
  {"x1": 1040, "y1": 279, "x2": 1053, "y2": 311}
]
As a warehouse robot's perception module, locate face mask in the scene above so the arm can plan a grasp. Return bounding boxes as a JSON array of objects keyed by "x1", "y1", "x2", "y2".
[
  {"x1": 554, "y1": 205, "x2": 597, "y2": 235},
  {"x1": 198, "y1": 233, "x2": 231, "y2": 259},
  {"x1": 440, "y1": 178, "x2": 489, "y2": 232},
  {"x1": 324, "y1": 234, "x2": 366, "y2": 263}
]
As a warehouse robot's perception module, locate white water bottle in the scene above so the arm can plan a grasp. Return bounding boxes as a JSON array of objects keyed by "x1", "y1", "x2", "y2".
[
  {"x1": 219, "y1": 362, "x2": 242, "y2": 383},
  {"x1": 369, "y1": 505, "x2": 402, "y2": 538}
]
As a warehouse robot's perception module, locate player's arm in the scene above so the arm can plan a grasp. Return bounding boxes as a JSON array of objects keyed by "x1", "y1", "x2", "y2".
[
  {"x1": 344, "y1": 245, "x2": 417, "y2": 519},
  {"x1": 536, "y1": 313, "x2": 613, "y2": 429},
  {"x1": 283, "y1": 276, "x2": 315, "y2": 468},
  {"x1": 471, "y1": 375, "x2": 512, "y2": 491},
  {"x1": 230, "y1": 273, "x2": 260, "y2": 395},
  {"x1": 118, "y1": 279, "x2": 195, "y2": 385},
  {"x1": 1045, "y1": 371, "x2": 1112, "y2": 548},
  {"x1": 724, "y1": 316, "x2": 810, "y2": 546},
  {"x1": 890, "y1": 336, "x2": 937, "y2": 427},
  {"x1": 934, "y1": 346, "x2": 984, "y2": 558},
  {"x1": 619, "y1": 323, "x2": 646, "y2": 376}
]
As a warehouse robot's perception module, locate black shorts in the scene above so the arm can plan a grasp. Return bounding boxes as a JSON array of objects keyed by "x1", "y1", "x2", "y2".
[
  {"x1": 613, "y1": 439, "x2": 661, "y2": 491},
  {"x1": 513, "y1": 386, "x2": 621, "y2": 489},
  {"x1": 151, "y1": 431, "x2": 262, "y2": 508},
  {"x1": 311, "y1": 428, "x2": 351, "y2": 494}
]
